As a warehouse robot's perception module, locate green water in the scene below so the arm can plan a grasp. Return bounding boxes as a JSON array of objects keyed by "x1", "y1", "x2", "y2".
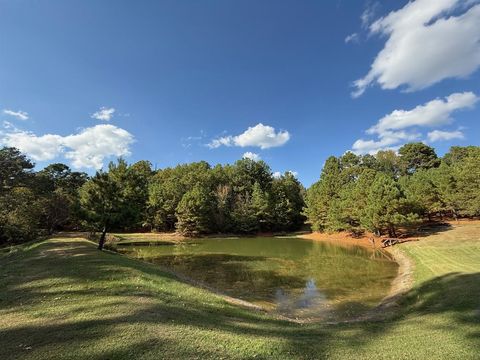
[{"x1": 117, "y1": 237, "x2": 398, "y2": 321}]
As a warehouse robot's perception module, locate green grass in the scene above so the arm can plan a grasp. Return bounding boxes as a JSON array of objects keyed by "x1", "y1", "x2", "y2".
[{"x1": 0, "y1": 225, "x2": 479, "y2": 359}]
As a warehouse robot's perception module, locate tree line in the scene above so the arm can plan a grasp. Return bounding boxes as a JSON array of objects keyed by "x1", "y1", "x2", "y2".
[
  {"x1": 304, "y1": 143, "x2": 480, "y2": 237},
  {"x1": 0, "y1": 147, "x2": 305, "y2": 248},
  {"x1": 1, "y1": 143, "x2": 479, "y2": 249}
]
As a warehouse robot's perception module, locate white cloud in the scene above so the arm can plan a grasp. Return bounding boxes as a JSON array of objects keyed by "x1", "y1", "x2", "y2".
[
  {"x1": 242, "y1": 152, "x2": 261, "y2": 161},
  {"x1": 92, "y1": 107, "x2": 115, "y2": 121},
  {"x1": 3, "y1": 109, "x2": 29, "y2": 121},
  {"x1": 361, "y1": 1, "x2": 380, "y2": 28},
  {"x1": 352, "y1": 91, "x2": 478, "y2": 154},
  {"x1": 0, "y1": 124, "x2": 134, "y2": 169},
  {"x1": 352, "y1": 1, "x2": 480, "y2": 97},
  {"x1": 62, "y1": 125, "x2": 134, "y2": 168},
  {"x1": 345, "y1": 33, "x2": 359, "y2": 44},
  {"x1": 273, "y1": 170, "x2": 299, "y2": 178},
  {"x1": 352, "y1": 130, "x2": 420, "y2": 155},
  {"x1": 427, "y1": 129, "x2": 464, "y2": 142},
  {"x1": 368, "y1": 92, "x2": 478, "y2": 135},
  {"x1": 2, "y1": 131, "x2": 63, "y2": 161},
  {"x1": 208, "y1": 123, "x2": 290, "y2": 149}
]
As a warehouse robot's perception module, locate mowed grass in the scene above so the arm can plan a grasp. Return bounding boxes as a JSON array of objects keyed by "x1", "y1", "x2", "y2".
[{"x1": 0, "y1": 225, "x2": 479, "y2": 359}]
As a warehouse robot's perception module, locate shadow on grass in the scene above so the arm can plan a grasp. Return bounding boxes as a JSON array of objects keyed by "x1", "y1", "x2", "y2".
[
  {"x1": 412, "y1": 222, "x2": 453, "y2": 238},
  {"x1": 0, "y1": 238, "x2": 479, "y2": 359}
]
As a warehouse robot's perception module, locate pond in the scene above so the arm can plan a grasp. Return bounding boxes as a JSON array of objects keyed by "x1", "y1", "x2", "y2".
[{"x1": 116, "y1": 237, "x2": 398, "y2": 321}]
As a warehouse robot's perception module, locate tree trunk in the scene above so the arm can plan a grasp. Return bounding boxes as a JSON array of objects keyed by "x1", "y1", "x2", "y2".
[
  {"x1": 98, "y1": 225, "x2": 107, "y2": 250},
  {"x1": 388, "y1": 225, "x2": 397, "y2": 238}
]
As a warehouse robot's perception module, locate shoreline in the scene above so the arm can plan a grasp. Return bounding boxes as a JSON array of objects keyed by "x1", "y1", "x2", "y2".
[{"x1": 107, "y1": 232, "x2": 415, "y2": 325}]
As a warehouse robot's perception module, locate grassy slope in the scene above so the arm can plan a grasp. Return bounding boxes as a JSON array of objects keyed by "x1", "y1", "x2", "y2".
[{"x1": 0, "y1": 225, "x2": 479, "y2": 360}]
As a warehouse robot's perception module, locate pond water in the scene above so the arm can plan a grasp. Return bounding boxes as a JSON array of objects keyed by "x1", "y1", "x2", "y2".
[{"x1": 117, "y1": 237, "x2": 398, "y2": 321}]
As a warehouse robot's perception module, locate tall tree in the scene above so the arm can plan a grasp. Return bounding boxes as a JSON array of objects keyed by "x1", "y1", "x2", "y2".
[
  {"x1": 304, "y1": 156, "x2": 344, "y2": 231},
  {"x1": 251, "y1": 182, "x2": 272, "y2": 232},
  {"x1": 398, "y1": 143, "x2": 440, "y2": 175},
  {"x1": 0, "y1": 147, "x2": 34, "y2": 193},
  {"x1": 360, "y1": 172, "x2": 418, "y2": 237},
  {"x1": 453, "y1": 152, "x2": 480, "y2": 217},
  {"x1": 176, "y1": 185, "x2": 214, "y2": 236},
  {"x1": 272, "y1": 172, "x2": 306, "y2": 231},
  {"x1": 79, "y1": 171, "x2": 123, "y2": 250},
  {"x1": 400, "y1": 169, "x2": 442, "y2": 220},
  {"x1": 0, "y1": 187, "x2": 41, "y2": 245}
]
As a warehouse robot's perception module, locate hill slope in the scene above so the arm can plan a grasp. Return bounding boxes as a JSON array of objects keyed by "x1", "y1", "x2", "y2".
[{"x1": 0, "y1": 225, "x2": 479, "y2": 359}]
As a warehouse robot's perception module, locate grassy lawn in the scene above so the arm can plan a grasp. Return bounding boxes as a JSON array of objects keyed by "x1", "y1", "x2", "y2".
[{"x1": 0, "y1": 225, "x2": 479, "y2": 359}]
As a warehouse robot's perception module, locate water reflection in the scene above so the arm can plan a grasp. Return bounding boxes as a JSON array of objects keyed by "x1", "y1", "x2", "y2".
[
  {"x1": 117, "y1": 237, "x2": 398, "y2": 321},
  {"x1": 275, "y1": 279, "x2": 330, "y2": 319}
]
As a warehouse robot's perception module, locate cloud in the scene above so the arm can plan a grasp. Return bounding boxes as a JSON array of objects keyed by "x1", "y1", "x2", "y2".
[
  {"x1": 361, "y1": 1, "x2": 380, "y2": 28},
  {"x1": 2, "y1": 132, "x2": 64, "y2": 161},
  {"x1": 181, "y1": 130, "x2": 207, "y2": 149},
  {"x1": 352, "y1": 92, "x2": 478, "y2": 154},
  {"x1": 345, "y1": 33, "x2": 359, "y2": 44},
  {"x1": 3, "y1": 109, "x2": 29, "y2": 121},
  {"x1": 368, "y1": 92, "x2": 478, "y2": 135},
  {"x1": 352, "y1": 130, "x2": 421, "y2": 155},
  {"x1": 92, "y1": 107, "x2": 115, "y2": 121},
  {"x1": 427, "y1": 129, "x2": 464, "y2": 142},
  {"x1": 62, "y1": 125, "x2": 134, "y2": 168},
  {"x1": 208, "y1": 123, "x2": 290, "y2": 149},
  {"x1": 273, "y1": 170, "x2": 299, "y2": 178},
  {"x1": 242, "y1": 152, "x2": 261, "y2": 161},
  {"x1": 0, "y1": 124, "x2": 134, "y2": 169},
  {"x1": 352, "y1": 1, "x2": 480, "y2": 97}
]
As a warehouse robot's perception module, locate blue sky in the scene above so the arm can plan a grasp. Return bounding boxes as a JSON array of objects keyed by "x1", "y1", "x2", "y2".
[{"x1": 1, "y1": 0, "x2": 479, "y2": 186}]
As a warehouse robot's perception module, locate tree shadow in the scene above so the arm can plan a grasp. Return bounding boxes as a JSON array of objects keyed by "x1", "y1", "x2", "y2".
[{"x1": 410, "y1": 222, "x2": 453, "y2": 238}]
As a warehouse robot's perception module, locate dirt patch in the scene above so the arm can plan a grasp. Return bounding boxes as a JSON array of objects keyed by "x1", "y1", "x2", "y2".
[
  {"x1": 298, "y1": 231, "x2": 378, "y2": 249},
  {"x1": 368, "y1": 247, "x2": 414, "y2": 316},
  {"x1": 446, "y1": 219, "x2": 480, "y2": 225}
]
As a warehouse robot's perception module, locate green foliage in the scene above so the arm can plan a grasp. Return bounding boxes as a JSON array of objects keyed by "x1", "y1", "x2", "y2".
[
  {"x1": 360, "y1": 173, "x2": 418, "y2": 237},
  {"x1": 1, "y1": 142, "x2": 479, "y2": 245},
  {"x1": 0, "y1": 149, "x2": 87, "y2": 245},
  {"x1": 271, "y1": 172, "x2": 306, "y2": 231},
  {"x1": 0, "y1": 187, "x2": 42, "y2": 244},
  {"x1": 304, "y1": 156, "x2": 344, "y2": 231},
  {"x1": 251, "y1": 182, "x2": 272, "y2": 232},
  {"x1": 304, "y1": 144, "x2": 480, "y2": 237},
  {"x1": 398, "y1": 142, "x2": 440, "y2": 175},
  {"x1": 0, "y1": 147, "x2": 34, "y2": 193},
  {"x1": 79, "y1": 171, "x2": 123, "y2": 232},
  {"x1": 400, "y1": 169, "x2": 442, "y2": 219},
  {"x1": 443, "y1": 146, "x2": 480, "y2": 165},
  {"x1": 148, "y1": 158, "x2": 304, "y2": 235},
  {"x1": 452, "y1": 152, "x2": 480, "y2": 217},
  {"x1": 176, "y1": 185, "x2": 214, "y2": 236}
]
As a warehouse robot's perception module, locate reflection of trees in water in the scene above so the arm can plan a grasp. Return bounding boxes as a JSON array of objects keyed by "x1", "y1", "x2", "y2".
[
  {"x1": 274, "y1": 278, "x2": 331, "y2": 319},
  {"x1": 293, "y1": 241, "x2": 398, "y2": 318},
  {"x1": 122, "y1": 240, "x2": 398, "y2": 321}
]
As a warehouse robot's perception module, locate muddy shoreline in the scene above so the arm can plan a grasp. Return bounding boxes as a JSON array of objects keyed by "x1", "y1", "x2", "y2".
[{"x1": 109, "y1": 232, "x2": 414, "y2": 325}]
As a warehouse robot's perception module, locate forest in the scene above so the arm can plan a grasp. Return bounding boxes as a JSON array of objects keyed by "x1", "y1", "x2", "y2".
[{"x1": 1, "y1": 143, "x2": 479, "y2": 249}]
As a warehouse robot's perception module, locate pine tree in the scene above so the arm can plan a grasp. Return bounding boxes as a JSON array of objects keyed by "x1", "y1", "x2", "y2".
[
  {"x1": 361, "y1": 173, "x2": 418, "y2": 237},
  {"x1": 304, "y1": 156, "x2": 343, "y2": 231},
  {"x1": 453, "y1": 153, "x2": 480, "y2": 217},
  {"x1": 400, "y1": 169, "x2": 442, "y2": 220},
  {"x1": 251, "y1": 182, "x2": 272, "y2": 231},
  {"x1": 79, "y1": 171, "x2": 123, "y2": 250},
  {"x1": 175, "y1": 185, "x2": 214, "y2": 236}
]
